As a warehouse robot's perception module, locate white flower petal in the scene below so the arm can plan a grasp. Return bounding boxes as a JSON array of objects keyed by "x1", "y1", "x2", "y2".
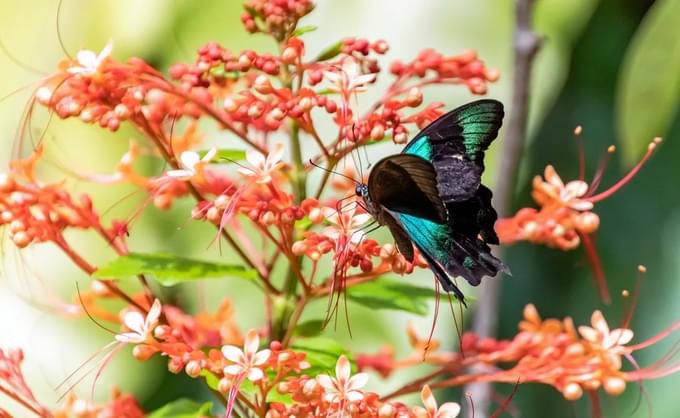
[
  {"x1": 180, "y1": 151, "x2": 200, "y2": 170},
  {"x1": 247, "y1": 367, "x2": 264, "y2": 381},
  {"x1": 316, "y1": 374, "x2": 335, "y2": 391},
  {"x1": 607, "y1": 329, "x2": 634, "y2": 347},
  {"x1": 335, "y1": 355, "x2": 351, "y2": 383},
  {"x1": 578, "y1": 326, "x2": 600, "y2": 343},
  {"x1": 244, "y1": 329, "x2": 260, "y2": 356},
  {"x1": 570, "y1": 200, "x2": 595, "y2": 211},
  {"x1": 346, "y1": 390, "x2": 364, "y2": 402},
  {"x1": 99, "y1": 40, "x2": 113, "y2": 62},
  {"x1": 252, "y1": 349, "x2": 271, "y2": 366},
  {"x1": 591, "y1": 310, "x2": 609, "y2": 335},
  {"x1": 115, "y1": 332, "x2": 142, "y2": 344},
  {"x1": 223, "y1": 364, "x2": 244, "y2": 376},
  {"x1": 67, "y1": 67, "x2": 88, "y2": 75},
  {"x1": 123, "y1": 311, "x2": 145, "y2": 334},
  {"x1": 202, "y1": 147, "x2": 218, "y2": 163},
  {"x1": 246, "y1": 149, "x2": 266, "y2": 168},
  {"x1": 268, "y1": 143, "x2": 285, "y2": 165},
  {"x1": 166, "y1": 169, "x2": 192, "y2": 178},
  {"x1": 145, "y1": 299, "x2": 162, "y2": 328},
  {"x1": 421, "y1": 385, "x2": 438, "y2": 414},
  {"x1": 346, "y1": 373, "x2": 368, "y2": 391},
  {"x1": 436, "y1": 402, "x2": 461, "y2": 418},
  {"x1": 564, "y1": 180, "x2": 589, "y2": 198},
  {"x1": 222, "y1": 345, "x2": 245, "y2": 363},
  {"x1": 76, "y1": 50, "x2": 97, "y2": 69},
  {"x1": 351, "y1": 213, "x2": 372, "y2": 227}
]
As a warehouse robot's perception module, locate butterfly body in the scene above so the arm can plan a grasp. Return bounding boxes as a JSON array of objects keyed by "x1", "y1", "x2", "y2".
[{"x1": 357, "y1": 99, "x2": 508, "y2": 302}]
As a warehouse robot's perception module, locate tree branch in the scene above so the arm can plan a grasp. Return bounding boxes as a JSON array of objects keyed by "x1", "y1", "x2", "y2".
[{"x1": 464, "y1": 0, "x2": 540, "y2": 416}]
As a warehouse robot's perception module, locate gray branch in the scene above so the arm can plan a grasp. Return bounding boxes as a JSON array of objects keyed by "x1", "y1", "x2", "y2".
[{"x1": 463, "y1": 0, "x2": 540, "y2": 416}]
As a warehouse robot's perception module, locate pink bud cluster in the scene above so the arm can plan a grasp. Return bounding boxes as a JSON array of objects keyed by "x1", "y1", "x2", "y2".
[
  {"x1": 241, "y1": 0, "x2": 315, "y2": 40},
  {"x1": 390, "y1": 48, "x2": 499, "y2": 94},
  {"x1": 0, "y1": 167, "x2": 100, "y2": 248}
]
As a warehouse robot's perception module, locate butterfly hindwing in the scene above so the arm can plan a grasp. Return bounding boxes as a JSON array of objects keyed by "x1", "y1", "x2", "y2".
[
  {"x1": 368, "y1": 154, "x2": 447, "y2": 224},
  {"x1": 394, "y1": 212, "x2": 507, "y2": 289}
]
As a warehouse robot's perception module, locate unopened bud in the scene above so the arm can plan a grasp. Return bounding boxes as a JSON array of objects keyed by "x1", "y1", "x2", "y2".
[
  {"x1": 406, "y1": 87, "x2": 422, "y2": 107},
  {"x1": 185, "y1": 360, "x2": 202, "y2": 378},
  {"x1": 603, "y1": 376, "x2": 626, "y2": 396},
  {"x1": 223, "y1": 97, "x2": 238, "y2": 112},
  {"x1": 12, "y1": 231, "x2": 30, "y2": 248},
  {"x1": 309, "y1": 207, "x2": 324, "y2": 224},
  {"x1": 303, "y1": 379, "x2": 318, "y2": 396},
  {"x1": 378, "y1": 403, "x2": 395, "y2": 418},
  {"x1": 562, "y1": 382, "x2": 583, "y2": 400},
  {"x1": 281, "y1": 47, "x2": 298, "y2": 64},
  {"x1": 291, "y1": 241, "x2": 307, "y2": 255},
  {"x1": 206, "y1": 206, "x2": 221, "y2": 223},
  {"x1": 132, "y1": 344, "x2": 157, "y2": 361},
  {"x1": 254, "y1": 75, "x2": 272, "y2": 94},
  {"x1": 370, "y1": 124, "x2": 385, "y2": 140},
  {"x1": 35, "y1": 86, "x2": 53, "y2": 104}
]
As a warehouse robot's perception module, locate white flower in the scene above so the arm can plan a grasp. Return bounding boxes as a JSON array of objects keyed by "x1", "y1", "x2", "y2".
[
  {"x1": 238, "y1": 143, "x2": 285, "y2": 184},
  {"x1": 316, "y1": 355, "x2": 368, "y2": 403},
  {"x1": 413, "y1": 385, "x2": 461, "y2": 418},
  {"x1": 322, "y1": 205, "x2": 372, "y2": 245},
  {"x1": 539, "y1": 165, "x2": 593, "y2": 211},
  {"x1": 115, "y1": 299, "x2": 162, "y2": 344},
  {"x1": 578, "y1": 310, "x2": 634, "y2": 353},
  {"x1": 166, "y1": 147, "x2": 217, "y2": 180},
  {"x1": 221, "y1": 329, "x2": 271, "y2": 381},
  {"x1": 67, "y1": 40, "x2": 113, "y2": 76},
  {"x1": 324, "y1": 57, "x2": 377, "y2": 95}
]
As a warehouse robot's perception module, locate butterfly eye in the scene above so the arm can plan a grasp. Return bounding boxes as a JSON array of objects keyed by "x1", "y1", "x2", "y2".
[{"x1": 355, "y1": 184, "x2": 363, "y2": 196}]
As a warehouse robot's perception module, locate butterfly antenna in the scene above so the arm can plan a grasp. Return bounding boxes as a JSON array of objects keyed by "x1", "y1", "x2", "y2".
[
  {"x1": 75, "y1": 282, "x2": 117, "y2": 335},
  {"x1": 56, "y1": 0, "x2": 74, "y2": 60},
  {"x1": 308, "y1": 159, "x2": 360, "y2": 184}
]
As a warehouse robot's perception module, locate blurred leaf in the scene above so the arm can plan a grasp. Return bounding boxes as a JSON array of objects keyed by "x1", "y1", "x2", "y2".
[
  {"x1": 198, "y1": 149, "x2": 246, "y2": 162},
  {"x1": 94, "y1": 252, "x2": 257, "y2": 286},
  {"x1": 347, "y1": 278, "x2": 435, "y2": 315},
  {"x1": 292, "y1": 25, "x2": 318, "y2": 36},
  {"x1": 294, "y1": 319, "x2": 324, "y2": 337},
  {"x1": 291, "y1": 337, "x2": 351, "y2": 374},
  {"x1": 147, "y1": 399, "x2": 212, "y2": 418},
  {"x1": 616, "y1": 0, "x2": 680, "y2": 165},
  {"x1": 200, "y1": 369, "x2": 219, "y2": 390},
  {"x1": 315, "y1": 40, "x2": 344, "y2": 61}
]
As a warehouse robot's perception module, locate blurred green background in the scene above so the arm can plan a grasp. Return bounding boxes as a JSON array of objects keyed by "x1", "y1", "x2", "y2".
[{"x1": 0, "y1": 0, "x2": 678, "y2": 417}]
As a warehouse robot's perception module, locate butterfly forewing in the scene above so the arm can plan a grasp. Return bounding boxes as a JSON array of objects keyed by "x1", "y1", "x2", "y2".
[
  {"x1": 403, "y1": 99, "x2": 504, "y2": 203},
  {"x1": 367, "y1": 154, "x2": 447, "y2": 224}
]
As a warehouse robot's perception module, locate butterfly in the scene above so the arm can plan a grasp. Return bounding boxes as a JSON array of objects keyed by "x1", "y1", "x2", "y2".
[{"x1": 355, "y1": 99, "x2": 509, "y2": 303}]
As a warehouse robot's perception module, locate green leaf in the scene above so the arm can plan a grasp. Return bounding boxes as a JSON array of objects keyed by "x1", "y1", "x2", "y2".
[
  {"x1": 616, "y1": 0, "x2": 680, "y2": 165},
  {"x1": 294, "y1": 319, "x2": 324, "y2": 337},
  {"x1": 292, "y1": 25, "x2": 318, "y2": 36},
  {"x1": 315, "y1": 40, "x2": 344, "y2": 61},
  {"x1": 146, "y1": 399, "x2": 212, "y2": 418},
  {"x1": 347, "y1": 278, "x2": 436, "y2": 315},
  {"x1": 198, "y1": 149, "x2": 246, "y2": 162},
  {"x1": 94, "y1": 252, "x2": 257, "y2": 286},
  {"x1": 200, "y1": 369, "x2": 220, "y2": 391},
  {"x1": 291, "y1": 337, "x2": 351, "y2": 374}
]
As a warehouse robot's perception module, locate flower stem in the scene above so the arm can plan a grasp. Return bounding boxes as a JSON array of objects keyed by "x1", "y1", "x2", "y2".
[{"x1": 273, "y1": 120, "x2": 308, "y2": 343}]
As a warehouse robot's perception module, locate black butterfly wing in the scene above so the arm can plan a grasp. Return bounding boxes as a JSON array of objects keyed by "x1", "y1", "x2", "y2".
[
  {"x1": 367, "y1": 154, "x2": 447, "y2": 224},
  {"x1": 403, "y1": 99, "x2": 504, "y2": 203}
]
